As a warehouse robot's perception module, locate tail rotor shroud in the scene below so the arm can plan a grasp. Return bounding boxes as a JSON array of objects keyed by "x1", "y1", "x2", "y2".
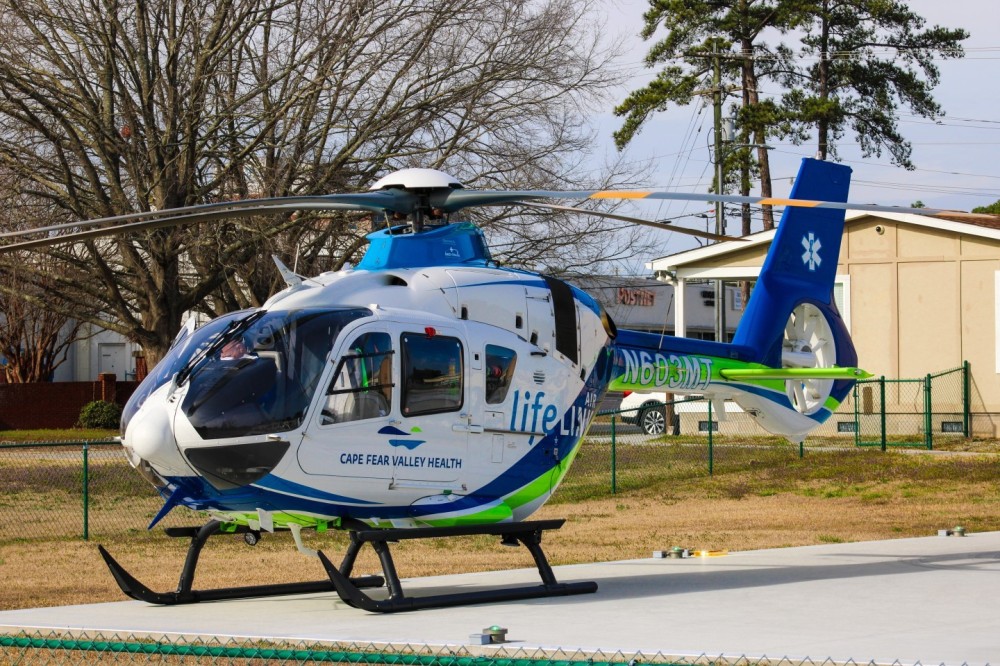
[{"x1": 782, "y1": 303, "x2": 837, "y2": 415}]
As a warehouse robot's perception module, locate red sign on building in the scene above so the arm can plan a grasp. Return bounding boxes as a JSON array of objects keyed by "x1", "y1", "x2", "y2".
[{"x1": 618, "y1": 287, "x2": 655, "y2": 307}]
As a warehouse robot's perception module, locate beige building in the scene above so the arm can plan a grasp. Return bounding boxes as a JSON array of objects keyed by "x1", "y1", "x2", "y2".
[{"x1": 649, "y1": 211, "x2": 1000, "y2": 436}]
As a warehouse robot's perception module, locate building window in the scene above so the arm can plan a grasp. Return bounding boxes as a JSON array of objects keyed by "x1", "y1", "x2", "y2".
[
  {"x1": 401, "y1": 333, "x2": 463, "y2": 416},
  {"x1": 698, "y1": 420, "x2": 718, "y2": 433},
  {"x1": 834, "y1": 275, "x2": 851, "y2": 331},
  {"x1": 485, "y1": 345, "x2": 516, "y2": 404},
  {"x1": 730, "y1": 286, "x2": 743, "y2": 311},
  {"x1": 995, "y1": 271, "x2": 1000, "y2": 374}
]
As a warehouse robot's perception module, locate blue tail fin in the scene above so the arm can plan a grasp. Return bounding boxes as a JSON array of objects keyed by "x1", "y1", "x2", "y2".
[{"x1": 732, "y1": 158, "x2": 854, "y2": 367}]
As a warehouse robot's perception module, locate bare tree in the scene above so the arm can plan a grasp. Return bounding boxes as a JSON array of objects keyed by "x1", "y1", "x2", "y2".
[
  {"x1": 0, "y1": 171, "x2": 100, "y2": 382},
  {"x1": 0, "y1": 0, "x2": 648, "y2": 363},
  {"x1": 0, "y1": 255, "x2": 93, "y2": 382}
]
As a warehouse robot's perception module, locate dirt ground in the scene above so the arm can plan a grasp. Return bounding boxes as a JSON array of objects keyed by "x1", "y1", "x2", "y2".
[{"x1": 4, "y1": 453, "x2": 999, "y2": 611}]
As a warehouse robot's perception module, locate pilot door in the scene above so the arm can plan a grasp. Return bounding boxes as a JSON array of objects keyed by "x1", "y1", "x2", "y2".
[{"x1": 297, "y1": 326, "x2": 395, "y2": 479}]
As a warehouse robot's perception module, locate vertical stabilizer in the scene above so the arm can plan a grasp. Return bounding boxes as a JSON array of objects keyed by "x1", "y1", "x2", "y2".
[{"x1": 732, "y1": 158, "x2": 852, "y2": 367}]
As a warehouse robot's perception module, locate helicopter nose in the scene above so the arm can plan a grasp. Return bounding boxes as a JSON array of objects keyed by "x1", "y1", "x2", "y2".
[{"x1": 124, "y1": 398, "x2": 186, "y2": 475}]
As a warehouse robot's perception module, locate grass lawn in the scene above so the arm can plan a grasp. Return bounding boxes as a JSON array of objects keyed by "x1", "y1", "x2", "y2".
[
  {"x1": 0, "y1": 428, "x2": 118, "y2": 443},
  {"x1": 2, "y1": 437, "x2": 999, "y2": 610}
]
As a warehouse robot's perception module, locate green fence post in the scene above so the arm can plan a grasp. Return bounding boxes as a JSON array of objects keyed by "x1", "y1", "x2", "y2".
[
  {"x1": 879, "y1": 376, "x2": 887, "y2": 453},
  {"x1": 82, "y1": 442, "x2": 90, "y2": 541},
  {"x1": 853, "y1": 382, "x2": 860, "y2": 448},
  {"x1": 924, "y1": 373, "x2": 933, "y2": 450},
  {"x1": 610, "y1": 414, "x2": 617, "y2": 495},
  {"x1": 707, "y1": 400, "x2": 714, "y2": 476},
  {"x1": 799, "y1": 440, "x2": 804, "y2": 459},
  {"x1": 963, "y1": 360, "x2": 971, "y2": 437}
]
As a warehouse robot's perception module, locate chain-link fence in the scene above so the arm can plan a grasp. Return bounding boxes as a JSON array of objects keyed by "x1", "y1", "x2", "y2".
[
  {"x1": 0, "y1": 630, "x2": 907, "y2": 666},
  {"x1": 0, "y1": 441, "x2": 201, "y2": 541},
  {"x1": 853, "y1": 363, "x2": 971, "y2": 450},
  {"x1": 567, "y1": 398, "x2": 807, "y2": 497},
  {"x1": 0, "y1": 365, "x2": 976, "y2": 542},
  {"x1": 0, "y1": 364, "x2": 973, "y2": 540},
  {"x1": 0, "y1": 427, "x2": 817, "y2": 545},
  {"x1": 570, "y1": 363, "x2": 974, "y2": 495}
]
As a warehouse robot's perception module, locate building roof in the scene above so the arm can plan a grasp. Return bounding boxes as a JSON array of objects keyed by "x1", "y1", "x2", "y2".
[{"x1": 649, "y1": 210, "x2": 1000, "y2": 278}]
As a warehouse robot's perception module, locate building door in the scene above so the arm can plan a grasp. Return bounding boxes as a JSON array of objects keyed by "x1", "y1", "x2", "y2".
[{"x1": 98, "y1": 343, "x2": 127, "y2": 378}]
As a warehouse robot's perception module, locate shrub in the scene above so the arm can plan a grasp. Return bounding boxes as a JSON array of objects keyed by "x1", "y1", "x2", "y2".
[{"x1": 78, "y1": 401, "x2": 123, "y2": 429}]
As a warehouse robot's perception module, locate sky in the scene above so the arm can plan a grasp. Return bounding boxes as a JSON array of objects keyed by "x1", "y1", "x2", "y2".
[{"x1": 590, "y1": 0, "x2": 1000, "y2": 268}]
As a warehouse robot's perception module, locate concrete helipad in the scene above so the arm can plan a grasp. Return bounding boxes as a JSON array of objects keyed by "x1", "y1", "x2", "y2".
[{"x1": 3, "y1": 532, "x2": 1000, "y2": 665}]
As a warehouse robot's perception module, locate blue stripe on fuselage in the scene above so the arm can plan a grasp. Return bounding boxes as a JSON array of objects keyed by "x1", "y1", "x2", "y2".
[{"x1": 160, "y1": 346, "x2": 614, "y2": 522}]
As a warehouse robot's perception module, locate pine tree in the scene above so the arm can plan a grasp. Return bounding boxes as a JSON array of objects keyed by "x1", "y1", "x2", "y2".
[
  {"x1": 614, "y1": 1, "x2": 802, "y2": 231},
  {"x1": 780, "y1": 0, "x2": 968, "y2": 168}
]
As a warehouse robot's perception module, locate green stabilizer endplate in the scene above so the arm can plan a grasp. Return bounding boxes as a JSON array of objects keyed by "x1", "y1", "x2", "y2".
[{"x1": 719, "y1": 367, "x2": 873, "y2": 380}]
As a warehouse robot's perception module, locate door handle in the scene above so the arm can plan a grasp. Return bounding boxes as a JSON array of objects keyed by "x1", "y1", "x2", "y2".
[{"x1": 452, "y1": 424, "x2": 484, "y2": 433}]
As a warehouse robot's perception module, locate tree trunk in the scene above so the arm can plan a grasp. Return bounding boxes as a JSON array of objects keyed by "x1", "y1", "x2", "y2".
[{"x1": 816, "y1": 0, "x2": 831, "y2": 161}]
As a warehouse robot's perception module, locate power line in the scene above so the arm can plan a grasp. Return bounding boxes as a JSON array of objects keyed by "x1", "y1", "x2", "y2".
[
  {"x1": 899, "y1": 118, "x2": 1000, "y2": 131},
  {"x1": 767, "y1": 148, "x2": 1000, "y2": 182},
  {"x1": 901, "y1": 113, "x2": 1000, "y2": 125}
]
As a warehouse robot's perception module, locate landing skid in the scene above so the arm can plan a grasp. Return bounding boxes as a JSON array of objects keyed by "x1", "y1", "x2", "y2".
[
  {"x1": 318, "y1": 519, "x2": 598, "y2": 612},
  {"x1": 98, "y1": 520, "x2": 384, "y2": 605},
  {"x1": 99, "y1": 518, "x2": 596, "y2": 612}
]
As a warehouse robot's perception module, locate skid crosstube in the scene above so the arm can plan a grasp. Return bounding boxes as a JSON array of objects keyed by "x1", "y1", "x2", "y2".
[
  {"x1": 318, "y1": 519, "x2": 598, "y2": 613},
  {"x1": 99, "y1": 518, "x2": 596, "y2": 612}
]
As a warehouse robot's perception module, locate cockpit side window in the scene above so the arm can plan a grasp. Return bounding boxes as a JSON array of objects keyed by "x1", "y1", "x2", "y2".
[
  {"x1": 322, "y1": 332, "x2": 394, "y2": 425},
  {"x1": 485, "y1": 345, "x2": 517, "y2": 404},
  {"x1": 401, "y1": 333, "x2": 463, "y2": 416}
]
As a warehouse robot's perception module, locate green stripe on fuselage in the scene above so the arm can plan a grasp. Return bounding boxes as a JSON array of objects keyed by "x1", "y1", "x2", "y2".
[{"x1": 610, "y1": 351, "x2": 785, "y2": 394}]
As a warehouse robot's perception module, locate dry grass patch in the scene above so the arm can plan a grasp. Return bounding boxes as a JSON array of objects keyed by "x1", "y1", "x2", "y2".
[{"x1": 2, "y1": 444, "x2": 1000, "y2": 611}]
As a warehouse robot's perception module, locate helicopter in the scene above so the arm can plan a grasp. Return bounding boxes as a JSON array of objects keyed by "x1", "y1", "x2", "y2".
[{"x1": 0, "y1": 157, "x2": 954, "y2": 612}]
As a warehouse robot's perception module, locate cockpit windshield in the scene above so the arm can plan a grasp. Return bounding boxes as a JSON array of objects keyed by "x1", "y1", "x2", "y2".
[
  {"x1": 181, "y1": 308, "x2": 371, "y2": 439},
  {"x1": 121, "y1": 307, "x2": 371, "y2": 439},
  {"x1": 121, "y1": 309, "x2": 253, "y2": 435}
]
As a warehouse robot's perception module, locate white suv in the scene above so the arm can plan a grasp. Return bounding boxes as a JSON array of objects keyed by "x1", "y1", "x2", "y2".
[{"x1": 618, "y1": 391, "x2": 669, "y2": 435}]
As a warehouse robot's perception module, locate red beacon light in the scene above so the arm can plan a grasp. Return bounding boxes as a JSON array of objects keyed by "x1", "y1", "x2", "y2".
[{"x1": 424, "y1": 326, "x2": 436, "y2": 338}]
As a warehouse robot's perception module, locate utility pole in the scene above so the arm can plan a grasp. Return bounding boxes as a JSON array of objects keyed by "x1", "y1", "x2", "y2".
[{"x1": 712, "y1": 44, "x2": 727, "y2": 343}]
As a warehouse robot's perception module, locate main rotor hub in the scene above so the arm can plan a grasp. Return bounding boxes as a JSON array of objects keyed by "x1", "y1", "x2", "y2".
[{"x1": 369, "y1": 168, "x2": 464, "y2": 191}]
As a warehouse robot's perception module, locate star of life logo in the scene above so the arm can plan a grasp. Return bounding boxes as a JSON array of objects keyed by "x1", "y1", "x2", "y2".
[{"x1": 801, "y1": 232, "x2": 822, "y2": 271}]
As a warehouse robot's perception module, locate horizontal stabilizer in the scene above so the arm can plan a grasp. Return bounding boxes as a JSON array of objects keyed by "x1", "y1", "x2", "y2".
[{"x1": 720, "y1": 367, "x2": 872, "y2": 381}]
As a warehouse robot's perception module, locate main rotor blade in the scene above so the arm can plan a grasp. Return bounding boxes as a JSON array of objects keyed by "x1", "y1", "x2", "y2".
[
  {"x1": 0, "y1": 191, "x2": 413, "y2": 253},
  {"x1": 508, "y1": 201, "x2": 738, "y2": 242},
  {"x1": 436, "y1": 188, "x2": 964, "y2": 217},
  {"x1": 0, "y1": 200, "x2": 392, "y2": 254}
]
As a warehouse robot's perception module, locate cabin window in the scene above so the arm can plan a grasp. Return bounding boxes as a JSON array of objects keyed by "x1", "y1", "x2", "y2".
[
  {"x1": 401, "y1": 333, "x2": 463, "y2": 416},
  {"x1": 323, "y1": 332, "x2": 394, "y2": 424},
  {"x1": 485, "y1": 345, "x2": 517, "y2": 404}
]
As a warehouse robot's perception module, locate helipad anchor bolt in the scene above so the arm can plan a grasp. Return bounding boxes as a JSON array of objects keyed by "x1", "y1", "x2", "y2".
[{"x1": 955, "y1": 525, "x2": 966, "y2": 536}]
